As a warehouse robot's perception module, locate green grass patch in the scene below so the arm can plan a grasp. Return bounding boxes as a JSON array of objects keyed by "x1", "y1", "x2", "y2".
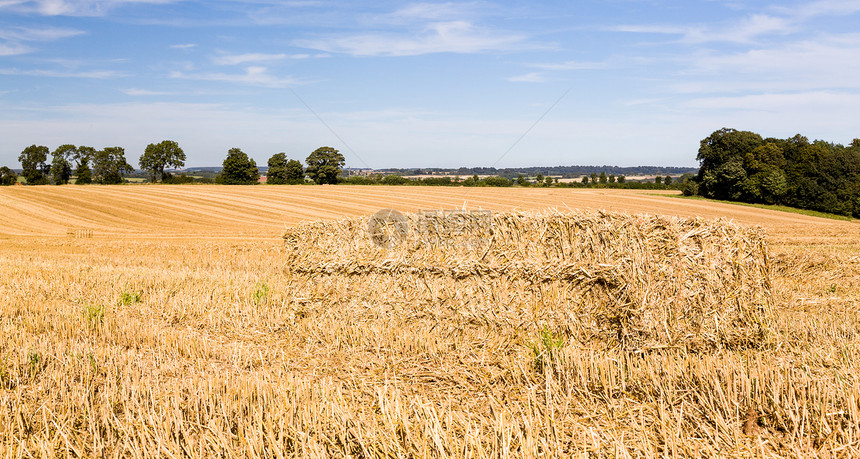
[{"x1": 670, "y1": 194, "x2": 855, "y2": 221}]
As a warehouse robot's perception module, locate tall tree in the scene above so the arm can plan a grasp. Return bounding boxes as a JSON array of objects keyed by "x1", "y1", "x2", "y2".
[
  {"x1": 305, "y1": 146, "x2": 345, "y2": 184},
  {"x1": 0, "y1": 166, "x2": 18, "y2": 186},
  {"x1": 696, "y1": 128, "x2": 763, "y2": 199},
  {"x1": 266, "y1": 152, "x2": 289, "y2": 184},
  {"x1": 139, "y1": 140, "x2": 185, "y2": 183},
  {"x1": 216, "y1": 148, "x2": 259, "y2": 185},
  {"x1": 93, "y1": 147, "x2": 134, "y2": 184},
  {"x1": 51, "y1": 144, "x2": 76, "y2": 185},
  {"x1": 75, "y1": 146, "x2": 95, "y2": 185},
  {"x1": 285, "y1": 159, "x2": 305, "y2": 184},
  {"x1": 18, "y1": 145, "x2": 50, "y2": 185}
]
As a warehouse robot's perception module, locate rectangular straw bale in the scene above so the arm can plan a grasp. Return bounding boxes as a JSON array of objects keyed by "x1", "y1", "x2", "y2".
[{"x1": 283, "y1": 210, "x2": 773, "y2": 350}]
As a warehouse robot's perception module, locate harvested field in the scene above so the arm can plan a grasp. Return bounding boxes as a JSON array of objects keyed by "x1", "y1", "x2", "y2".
[{"x1": 0, "y1": 185, "x2": 858, "y2": 457}]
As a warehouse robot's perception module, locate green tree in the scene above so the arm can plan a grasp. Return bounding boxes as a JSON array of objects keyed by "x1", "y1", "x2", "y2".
[
  {"x1": 608, "y1": 174, "x2": 616, "y2": 183},
  {"x1": 139, "y1": 140, "x2": 185, "y2": 183},
  {"x1": 682, "y1": 180, "x2": 699, "y2": 196},
  {"x1": 589, "y1": 173, "x2": 598, "y2": 184},
  {"x1": 516, "y1": 174, "x2": 527, "y2": 186},
  {"x1": 664, "y1": 176, "x2": 673, "y2": 186},
  {"x1": 74, "y1": 146, "x2": 95, "y2": 185},
  {"x1": 696, "y1": 128, "x2": 763, "y2": 198},
  {"x1": 544, "y1": 175, "x2": 553, "y2": 186},
  {"x1": 580, "y1": 176, "x2": 588, "y2": 184},
  {"x1": 484, "y1": 176, "x2": 512, "y2": 187},
  {"x1": 655, "y1": 176, "x2": 662, "y2": 185},
  {"x1": 381, "y1": 174, "x2": 407, "y2": 185},
  {"x1": 18, "y1": 145, "x2": 50, "y2": 185},
  {"x1": 599, "y1": 171, "x2": 607, "y2": 184},
  {"x1": 0, "y1": 166, "x2": 17, "y2": 186},
  {"x1": 51, "y1": 144, "x2": 76, "y2": 185},
  {"x1": 617, "y1": 175, "x2": 626, "y2": 184},
  {"x1": 305, "y1": 146, "x2": 345, "y2": 184},
  {"x1": 217, "y1": 148, "x2": 259, "y2": 185},
  {"x1": 266, "y1": 152, "x2": 290, "y2": 184},
  {"x1": 535, "y1": 173, "x2": 544, "y2": 185},
  {"x1": 93, "y1": 147, "x2": 134, "y2": 184},
  {"x1": 285, "y1": 159, "x2": 305, "y2": 184}
]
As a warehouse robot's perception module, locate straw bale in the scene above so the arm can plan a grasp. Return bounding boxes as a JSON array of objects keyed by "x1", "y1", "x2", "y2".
[{"x1": 283, "y1": 210, "x2": 773, "y2": 350}]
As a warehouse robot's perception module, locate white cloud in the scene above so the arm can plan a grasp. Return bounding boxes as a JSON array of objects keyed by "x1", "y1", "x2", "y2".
[
  {"x1": 779, "y1": 0, "x2": 860, "y2": 19},
  {"x1": 213, "y1": 53, "x2": 287, "y2": 65},
  {"x1": 1, "y1": 0, "x2": 178, "y2": 16},
  {"x1": 531, "y1": 60, "x2": 607, "y2": 71},
  {"x1": 0, "y1": 26, "x2": 84, "y2": 42},
  {"x1": 122, "y1": 88, "x2": 177, "y2": 96},
  {"x1": 680, "y1": 33, "x2": 860, "y2": 93},
  {"x1": 211, "y1": 53, "x2": 310, "y2": 65},
  {"x1": 0, "y1": 43, "x2": 31, "y2": 56},
  {"x1": 296, "y1": 20, "x2": 527, "y2": 56},
  {"x1": 0, "y1": 26, "x2": 84, "y2": 56},
  {"x1": 0, "y1": 68, "x2": 126, "y2": 78},
  {"x1": 384, "y1": 2, "x2": 487, "y2": 23},
  {"x1": 170, "y1": 66, "x2": 302, "y2": 88},
  {"x1": 170, "y1": 43, "x2": 197, "y2": 50},
  {"x1": 614, "y1": 14, "x2": 794, "y2": 44},
  {"x1": 683, "y1": 91, "x2": 860, "y2": 111},
  {"x1": 508, "y1": 72, "x2": 546, "y2": 83}
]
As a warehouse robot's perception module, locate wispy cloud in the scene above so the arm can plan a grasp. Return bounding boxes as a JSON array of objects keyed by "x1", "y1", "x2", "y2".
[
  {"x1": 613, "y1": 14, "x2": 794, "y2": 44},
  {"x1": 531, "y1": 60, "x2": 607, "y2": 71},
  {"x1": 0, "y1": 43, "x2": 31, "y2": 56},
  {"x1": 1, "y1": 0, "x2": 178, "y2": 16},
  {"x1": 0, "y1": 26, "x2": 84, "y2": 42},
  {"x1": 170, "y1": 66, "x2": 302, "y2": 88},
  {"x1": 777, "y1": 0, "x2": 860, "y2": 19},
  {"x1": 0, "y1": 68, "x2": 126, "y2": 78},
  {"x1": 381, "y1": 2, "x2": 489, "y2": 23},
  {"x1": 680, "y1": 33, "x2": 860, "y2": 93},
  {"x1": 212, "y1": 52, "x2": 310, "y2": 66},
  {"x1": 683, "y1": 90, "x2": 860, "y2": 111},
  {"x1": 0, "y1": 25, "x2": 84, "y2": 55},
  {"x1": 170, "y1": 43, "x2": 197, "y2": 50},
  {"x1": 506, "y1": 60, "x2": 605, "y2": 84},
  {"x1": 507, "y1": 72, "x2": 546, "y2": 83},
  {"x1": 296, "y1": 20, "x2": 527, "y2": 56},
  {"x1": 122, "y1": 88, "x2": 177, "y2": 96}
]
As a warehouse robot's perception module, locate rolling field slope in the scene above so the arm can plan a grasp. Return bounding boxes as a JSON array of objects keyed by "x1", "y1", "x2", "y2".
[
  {"x1": 0, "y1": 185, "x2": 855, "y2": 243},
  {"x1": 0, "y1": 185, "x2": 858, "y2": 457}
]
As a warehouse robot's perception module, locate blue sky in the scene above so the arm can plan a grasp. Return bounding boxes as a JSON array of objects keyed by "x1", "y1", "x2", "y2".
[{"x1": 1, "y1": 0, "x2": 859, "y2": 169}]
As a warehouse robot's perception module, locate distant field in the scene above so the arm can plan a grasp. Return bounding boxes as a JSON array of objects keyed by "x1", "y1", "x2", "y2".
[
  {"x1": 1, "y1": 185, "x2": 854, "y2": 241},
  {"x1": 1, "y1": 185, "x2": 858, "y2": 456}
]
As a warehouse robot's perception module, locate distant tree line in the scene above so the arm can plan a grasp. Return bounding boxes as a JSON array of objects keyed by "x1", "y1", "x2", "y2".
[
  {"x1": 341, "y1": 171, "x2": 690, "y2": 189},
  {"x1": 2, "y1": 140, "x2": 693, "y2": 190},
  {"x1": 377, "y1": 165, "x2": 697, "y2": 180},
  {"x1": 15, "y1": 144, "x2": 133, "y2": 185},
  {"x1": 689, "y1": 128, "x2": 860, "y2": 217},
  {"x1": 3, "y1": 141, "x2": 348, "y2": 186}
]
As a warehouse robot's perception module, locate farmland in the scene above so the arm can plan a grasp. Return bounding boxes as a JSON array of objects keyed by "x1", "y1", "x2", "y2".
[{"x1": 1, "y1": 185, "x2": 859, "y2": 457}]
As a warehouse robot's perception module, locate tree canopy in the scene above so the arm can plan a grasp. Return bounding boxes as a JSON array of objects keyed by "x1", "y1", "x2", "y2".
[
  {"x1": 93, "y1": 147, "x2": 134, "y2": 184},
  {"x1": 693, "y1": 128, "x2": 860, "y2": 217},
  {"x1": 51, "y1": 144, "x2": 76, "y2": 185},
  {"x1": 74, "y1": 146, "x2": 95, "y2": 185},
  {"x1": 18, "y1": 145, "x2": 50, "y2": 185},
  {"x1": 266, "y1": 153, "x2": 289, "y2": 184},
  {"x1": 140, "y1": 140, "x2": 185, "y2": 183},
  {"x1": 216, "y1": 148, "x2": 259, "y2": 185},
  {"x1": 0, "y1": 166, "x2": 17, "y2": 186},
  {"x1": 305, "y1": 146, "x2": 345, "y2": 184}
]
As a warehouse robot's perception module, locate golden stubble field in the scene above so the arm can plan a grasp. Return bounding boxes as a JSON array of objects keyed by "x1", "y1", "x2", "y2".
[{"x1": 0, "y1": 185, "x2": 858, "y2": 457}]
